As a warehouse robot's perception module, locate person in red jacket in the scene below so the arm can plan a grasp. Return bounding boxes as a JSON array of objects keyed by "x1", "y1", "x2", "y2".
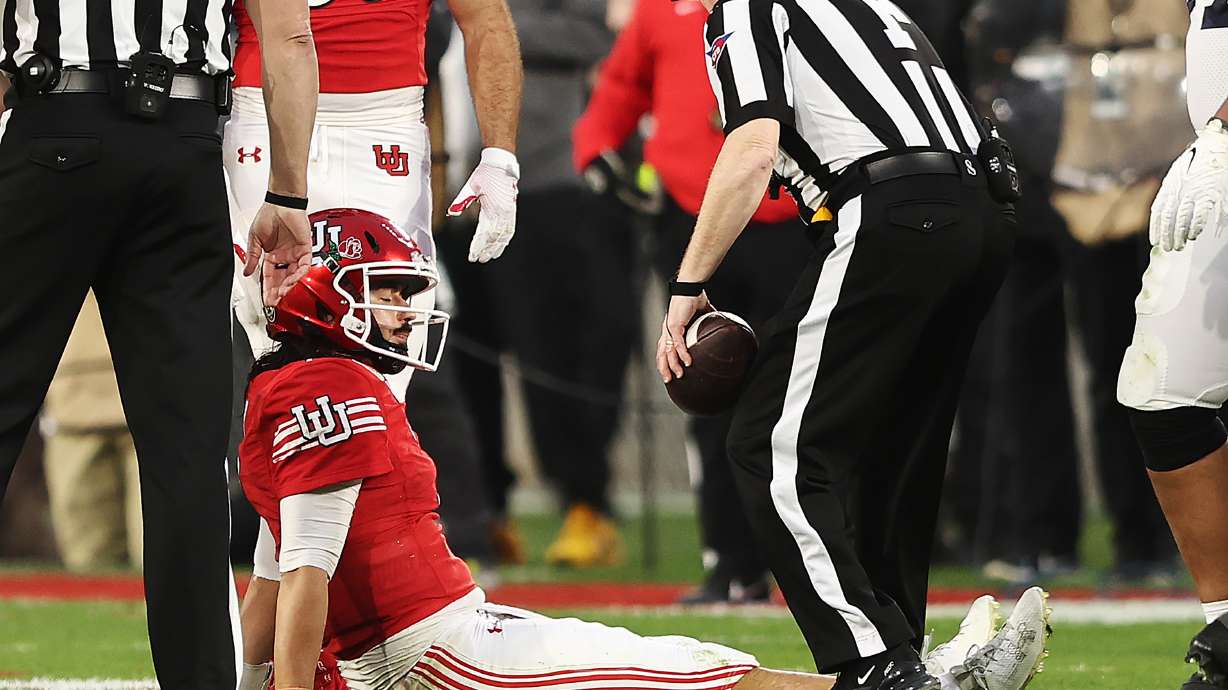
[{"x1": 572, "y1": 0, "x2": 814, "y2": 605}]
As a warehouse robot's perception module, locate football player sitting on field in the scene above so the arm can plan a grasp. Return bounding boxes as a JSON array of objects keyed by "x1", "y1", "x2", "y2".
[{"x1": 236, "y1": 208, "x2": 1053, "y2": 690}]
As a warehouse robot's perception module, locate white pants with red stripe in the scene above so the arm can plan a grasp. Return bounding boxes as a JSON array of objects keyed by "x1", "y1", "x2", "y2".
[
  {"x1": 223, "y1": 86, "x2": 436, "y2": 397},
  {"x1": 339, "y1": 590, "x2": 759, "y2": 690}
]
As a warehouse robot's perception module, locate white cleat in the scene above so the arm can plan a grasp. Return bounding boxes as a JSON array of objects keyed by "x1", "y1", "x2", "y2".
[
  {"x1": 924, "y1": 594, "x2": 1000, "y2": 676},
  {"x1": 950, "y1": 587, "x2": 1053, "y2": 690}
]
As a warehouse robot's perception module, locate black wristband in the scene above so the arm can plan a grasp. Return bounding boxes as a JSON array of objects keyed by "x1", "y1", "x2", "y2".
[
  {"x1": 265, "y1": 191, "x2": 308, "y2": 210},
  {"x1": 668, "y1": 279, "x2": 706, "y2": 297}
]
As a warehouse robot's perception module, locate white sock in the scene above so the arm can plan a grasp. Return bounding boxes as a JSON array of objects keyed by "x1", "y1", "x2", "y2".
[
  {"x1": 1202, "y1": 598, "x2": 1228, "y2": 624},
  {"x1": 938, "y1": 672, "x2": 960, "y2": 690}
]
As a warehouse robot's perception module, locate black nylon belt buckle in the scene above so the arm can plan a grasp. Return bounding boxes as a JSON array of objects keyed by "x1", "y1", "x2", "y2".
[{"x1": 125, "y1": 50, "x2": 175, "y2": 120}]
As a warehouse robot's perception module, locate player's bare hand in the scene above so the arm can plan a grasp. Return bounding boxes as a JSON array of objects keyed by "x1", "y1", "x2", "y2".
[
  {"x1": 448, "y1": 147, "x2": 520, "y2": 263},
  {"x1": 657, "y1": 292, "x2": 712, "y2": 383},
  {"x1": 1151, "y1": 119, "x2": 1228, "y2": 252},
  {"x1": 247, "y1": 202, "x2": 312, "y2": 306}
]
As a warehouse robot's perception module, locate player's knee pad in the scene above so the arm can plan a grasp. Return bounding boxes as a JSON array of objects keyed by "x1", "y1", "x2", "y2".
[{"x1": 1129, "y1": 405, "x2": 1228, "y2": 472}]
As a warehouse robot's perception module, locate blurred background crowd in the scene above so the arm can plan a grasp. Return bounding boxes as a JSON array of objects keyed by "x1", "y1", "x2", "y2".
[{"x1": 0, "y1": 0, "x2": 1212, "y2": 601}]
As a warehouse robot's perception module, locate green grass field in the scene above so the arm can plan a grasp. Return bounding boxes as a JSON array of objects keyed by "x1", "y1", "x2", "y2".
[
  {"x1": 0, "y1": 599, "x2": 1202, "y2": 688},
  {"x1": 0, "y1": 513, "x2": 1203, "y2": 687}
]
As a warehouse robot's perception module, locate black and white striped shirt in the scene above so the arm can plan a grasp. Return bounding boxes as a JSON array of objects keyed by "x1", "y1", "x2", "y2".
[
  {"x1": 0, "y1": 0, "x2": 233, "y2": 77},
  {"x1": 705, "y1": 0, "x2": 985, "y2": 217}
]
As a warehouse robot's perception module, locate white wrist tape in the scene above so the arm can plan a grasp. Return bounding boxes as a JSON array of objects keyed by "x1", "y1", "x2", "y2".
[
  {"x1": 279, "y1": 482, "x2": 361, "y2": 578},
  {"x1": 252, "y1": 518, "x2": 281, "y2": 582},
  {"x1": 239, "y1": 662, "x2": 273, "y2": 690}
]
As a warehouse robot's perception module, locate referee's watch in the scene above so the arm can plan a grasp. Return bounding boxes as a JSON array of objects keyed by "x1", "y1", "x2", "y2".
[{"x1": 668, "y1": 279, "x2": 707, "y2": 297}]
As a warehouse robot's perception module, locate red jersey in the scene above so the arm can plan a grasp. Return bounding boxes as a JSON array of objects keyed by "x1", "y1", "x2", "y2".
[
  {"x1": 231, "y1": 0, "x2": 429, "y2": 93},
  {"x1": 240, "y1": 357, "x2": 475, "y2": 659},
  {"x1": 572, "y1": 0, "x2": 796, "y2": 224}
]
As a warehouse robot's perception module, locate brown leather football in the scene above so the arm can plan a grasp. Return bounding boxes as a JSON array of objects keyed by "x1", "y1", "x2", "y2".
[{"x1": 665, "y1": 311, "x2": 758, "y2": 416}]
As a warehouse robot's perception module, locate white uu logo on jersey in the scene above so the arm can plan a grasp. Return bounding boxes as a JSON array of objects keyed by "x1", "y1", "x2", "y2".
[{"x1": 290, "y1": 395, "x2": 354, "y2": 447}]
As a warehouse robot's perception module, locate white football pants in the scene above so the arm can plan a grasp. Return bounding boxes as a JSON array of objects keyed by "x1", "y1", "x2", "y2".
[
  {"x1": 339, "y1": 590, "x2": 759, "y2": 690},
  {"x1": 1118, "y1": 210, "x2": 1228, "y2": 411}
]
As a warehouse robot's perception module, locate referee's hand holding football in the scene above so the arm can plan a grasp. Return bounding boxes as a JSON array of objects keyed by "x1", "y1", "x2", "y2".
[
  {"x1": 658, "y1": 291, "x2": 711, "y2": 382},
  {"x1": 658, "y1": 118, "x2": 779, "y2": 383}
]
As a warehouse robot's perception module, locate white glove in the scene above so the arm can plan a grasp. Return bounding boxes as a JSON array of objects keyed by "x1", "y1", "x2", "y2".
[
  {"x1": 1150, "y1": 118, "x2": 1228, "y2": 252},
  {"x1": 448, "y1": 147, "x2": 520, "y2": 263}
]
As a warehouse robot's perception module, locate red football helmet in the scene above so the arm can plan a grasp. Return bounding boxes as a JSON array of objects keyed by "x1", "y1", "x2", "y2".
[{"x1": 266, "y1": 208, "x2": 450, "y2": 372}]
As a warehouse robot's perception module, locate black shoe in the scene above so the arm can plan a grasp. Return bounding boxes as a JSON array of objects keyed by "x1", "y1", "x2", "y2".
[
  {"x1": 1186, "y1": 616, "x2": 1228, "y2": 688},
  {"x1": 1184, "y1": 673, "x2": 1225, "y2": 689},
  {"x1": 878, "y1": 662, "x2": 942, "y2": 690},
  {"x1": 834, "y1": 661, "x2": 940, "y2": 690}
]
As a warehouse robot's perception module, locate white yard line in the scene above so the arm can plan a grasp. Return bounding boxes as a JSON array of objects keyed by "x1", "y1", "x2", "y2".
[{"x1": 570, "y1": 597, "x2": 1208, "y2": 624}]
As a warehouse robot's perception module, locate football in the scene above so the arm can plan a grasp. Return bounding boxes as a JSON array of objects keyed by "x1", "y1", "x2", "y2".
[{"x1": 665, "y1": 311, "x2": 758, "y2": 416}]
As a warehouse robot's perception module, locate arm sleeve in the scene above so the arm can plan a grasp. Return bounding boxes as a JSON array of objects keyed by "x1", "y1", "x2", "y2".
[
  {"x1": 252, "y1": 518, "x2": 281, "y2": 582},
  {"x1": 572, "y1": 0, "x2": 654, "y2": 171},
  {"x1": 705, "y1": 0, "x2": 794, "y2": 134},
  {"x1": 278, "y1": 482, "x2": 362, "y2": 578},
  {"x1": 511, "y1": 0, "x2": 613, "y2": 68},
  {"x1": 264, "y1": 361, "x2": 395, "y2": 499}
]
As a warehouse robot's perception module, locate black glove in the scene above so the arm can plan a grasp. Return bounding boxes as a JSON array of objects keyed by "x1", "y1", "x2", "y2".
[{"x1": 582, "y1": 150, "x2": 663, "y2": 215}]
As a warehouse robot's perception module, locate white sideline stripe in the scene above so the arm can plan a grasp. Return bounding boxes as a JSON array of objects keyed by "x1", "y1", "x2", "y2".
[
  {"x1": 563, "y1": 598, "x2": 1206, "y2": 624},
  {"x1": 766, "y1": 195, "x2": 886, "y2": 658}
]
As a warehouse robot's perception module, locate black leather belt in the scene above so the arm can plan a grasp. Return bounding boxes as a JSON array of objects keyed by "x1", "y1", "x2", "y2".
[
  {"x1": 38, "y1": 68, "x2": 218, "y2": 103},
  {"x1": 818, "y1": 149, "x2": 984, "y2": 218},
  {"x1": 863, "y1": 150, "x2": 968, "y2": 184}
]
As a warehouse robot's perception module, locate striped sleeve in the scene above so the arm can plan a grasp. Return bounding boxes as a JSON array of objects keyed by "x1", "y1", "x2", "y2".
[
  {"x1": 264, "y1": 360, "x2": 394, "y2": 499},
  {"x1": 705, "y1": 0, "x2": 793, "y2": 134}
]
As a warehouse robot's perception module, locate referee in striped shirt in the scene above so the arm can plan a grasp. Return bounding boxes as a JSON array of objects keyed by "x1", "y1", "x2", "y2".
[
  {"x1": 657, "y1": 1, "x2": 1015, "y2": 688},
  {"x1": 0, "y1": 3, "x2": 318, "y2": 689}
]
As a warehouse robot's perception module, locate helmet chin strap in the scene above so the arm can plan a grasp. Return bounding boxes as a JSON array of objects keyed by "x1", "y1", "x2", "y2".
[{"x1": 365, "y1": 326, "x2": 411, "y2": 375}]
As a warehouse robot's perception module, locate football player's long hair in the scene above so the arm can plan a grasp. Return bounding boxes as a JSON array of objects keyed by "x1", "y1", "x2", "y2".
[
  {"x1": 248, "y1": 327, "x2": 408, "y2": 388},
  {"x1": 248, "y1": 333, "x2": 349, "y2": 385}
]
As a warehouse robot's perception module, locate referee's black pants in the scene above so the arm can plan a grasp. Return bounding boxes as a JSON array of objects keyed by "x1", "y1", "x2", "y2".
[
  {"x1": 0, "y1": 91, "x2": 237, "y2": 689},
  {"x1": 727, "y1": 162, "x2": 1014, "y2": 672}
]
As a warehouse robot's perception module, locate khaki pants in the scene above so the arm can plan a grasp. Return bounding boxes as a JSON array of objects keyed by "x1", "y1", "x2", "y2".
[{"x1": 43, "y1": 430, "x2": 142, "y2": 571}]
